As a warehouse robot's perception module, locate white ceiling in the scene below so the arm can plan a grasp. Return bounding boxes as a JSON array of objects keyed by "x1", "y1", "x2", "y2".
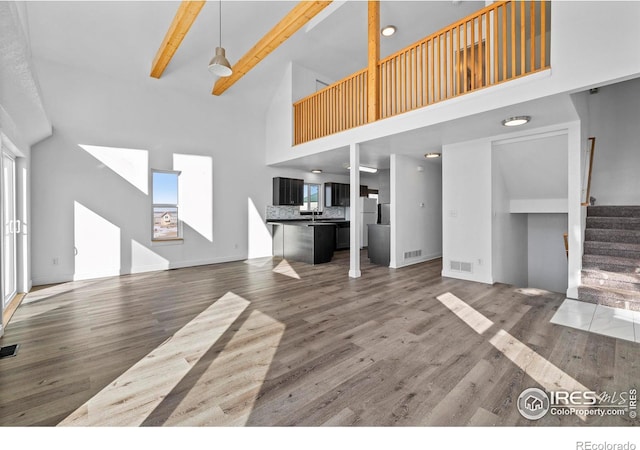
[{"x1": 24, "y1": 1, "x2": 484, "y2": 110}]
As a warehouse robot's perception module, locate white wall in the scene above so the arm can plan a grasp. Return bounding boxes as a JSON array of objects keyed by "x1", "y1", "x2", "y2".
[
  {"x1": 0, "y1": 2, "x2": 51, "y2": 147},
  {"x1": 527, "y1": 213, "x2": 569, "y2": 293},
  {"x1": 377, "y1": 169, "x2": 390, "y2": 204},
  {"x1": 265, "y1": 63, "x2": 293, "y2": 164},
  {"x1": 586, "y1": 77, "x2": 640, "y2": 205},
  {"x1": 292, "y1": 63, "x2": 334, "y2": 103},
  {"x1": 442, "y1": 139, "x2": 493, "y2": 284},
  {"x1": 491, "y1": 149, "x2": 528, "y2": 287},
  {"x1": 550, "y1": 1, "x2": 640, "y2": 94},
  {"x1": 29, "y1": 58, "x2": 332, "y2": 285},
  {"x1": 390, "y1": 154, "x2": 442, "y2": 268}
]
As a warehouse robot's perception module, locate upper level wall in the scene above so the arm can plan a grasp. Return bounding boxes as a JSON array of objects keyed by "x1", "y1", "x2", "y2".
[
  {"x1": 584, "y1": 78, "x2": 640, "y2": 205},
  {"x1": 265, "y1": 1, "x2": 640, "y2": 165}
]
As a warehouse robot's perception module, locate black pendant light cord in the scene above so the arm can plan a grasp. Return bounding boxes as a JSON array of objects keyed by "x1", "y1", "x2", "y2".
[{"x1": 219, "y1": 0, "x2": 222, "y2": 47}]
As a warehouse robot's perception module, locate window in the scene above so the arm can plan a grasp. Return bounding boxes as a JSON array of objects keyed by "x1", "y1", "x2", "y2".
[
  {"x1": 300, "y1": 183, "x2": 320, "y2": 212},
  {"x1": 152, "y1": 170, "x2": 181, "y2": 240}
]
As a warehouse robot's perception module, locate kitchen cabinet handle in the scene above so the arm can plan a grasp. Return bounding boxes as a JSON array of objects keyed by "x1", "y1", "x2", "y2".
[{"x1": 15, "y1": 220, "x2": 21, "y2": 234}]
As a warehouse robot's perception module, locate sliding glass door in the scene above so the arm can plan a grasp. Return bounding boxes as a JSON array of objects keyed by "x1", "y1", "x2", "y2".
[{"x1": 3, "y1": 151, "x2": 17, "y2": 308}]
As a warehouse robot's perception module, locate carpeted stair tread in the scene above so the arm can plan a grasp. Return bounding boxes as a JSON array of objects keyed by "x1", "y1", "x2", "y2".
[
  {"x1": 582, "y1": 254, "x2": 640, "y2": 270},
  {"x1": 579, "y1": 206, "x2": 640, "y2": 311},
  {"x1": 586, "y1": 216, "x2": 640, "y2": 230},
  {"x1": 587, "y1": 205, "x2": 640, "y2": 218}
]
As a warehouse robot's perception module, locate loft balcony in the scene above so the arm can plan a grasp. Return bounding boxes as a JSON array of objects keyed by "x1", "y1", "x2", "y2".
[{"x1": 293, "y1": 0, "x2": 551, "y2": 146}]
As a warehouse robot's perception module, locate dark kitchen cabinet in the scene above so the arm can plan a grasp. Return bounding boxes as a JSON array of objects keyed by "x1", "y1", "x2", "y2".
[
  {"x1": 360, "y1": 185, "x2": 369, "y2": 197},
  {"x1": 273, "y1": 177, "x2": 304, "y2": 206},
  {"x1": 324, "y1": 182, "x2": 350, "y2": 207}
]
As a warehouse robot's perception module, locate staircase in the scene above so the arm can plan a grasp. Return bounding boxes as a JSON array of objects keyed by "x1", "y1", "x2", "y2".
[{"x1": 579, "y1": 205, "x2": 640, "y2": 311}]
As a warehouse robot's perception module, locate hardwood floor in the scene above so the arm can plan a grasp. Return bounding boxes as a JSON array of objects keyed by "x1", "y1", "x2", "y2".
[{"x1": 0, "y1": 252, "x2": 638, "y2": 426}]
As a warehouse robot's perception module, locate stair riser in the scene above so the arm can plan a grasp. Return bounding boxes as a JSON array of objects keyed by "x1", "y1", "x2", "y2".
[
  {"x1": 585, "y1": 229, "x2": 640, "y2": 244},
  {"x1": 583, "y1": 245, "x2": 640, "y2": 260},
  {"x1": 582, "y1": 254, "x2": 640, "y2": 271},
  {"x1": 587, "y1": 206, "x2": 640, "y2": 218},
  {"x1": 586, "y1": 217, "x2": 640, "y2": 230},
  {"x1": 582, "y1": 269, "x2": 640, "y2": 285},
  {"x1": 578, "y1": 288, "x2": 640, "y2": 311}
]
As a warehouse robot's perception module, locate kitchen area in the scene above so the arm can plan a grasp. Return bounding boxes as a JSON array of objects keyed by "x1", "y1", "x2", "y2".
[{"x1": 267, "y1": 174, "x2": 391, "y2": 267}]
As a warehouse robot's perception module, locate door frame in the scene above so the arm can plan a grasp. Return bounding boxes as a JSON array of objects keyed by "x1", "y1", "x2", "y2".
[{"x1": 2, "y1": 150, "x2": 17, "y2": 309}]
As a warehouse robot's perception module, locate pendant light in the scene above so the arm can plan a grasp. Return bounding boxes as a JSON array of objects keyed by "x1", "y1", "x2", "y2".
[{"x1": 208, "y1": 0, "x2": 232, "y2": 77}]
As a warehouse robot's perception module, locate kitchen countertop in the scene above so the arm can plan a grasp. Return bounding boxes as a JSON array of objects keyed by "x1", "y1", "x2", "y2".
[{"x1": 268, "y1": 219, "x2": 350, "y2": 226}]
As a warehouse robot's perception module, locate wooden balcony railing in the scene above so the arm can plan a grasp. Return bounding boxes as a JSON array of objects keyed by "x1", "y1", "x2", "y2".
[
  {"x1": 294, "y1": 69, "x2": 368, "y2": 145},
  {"x1": 293, "y1": 0, "x2": 550, "y2": 145}
]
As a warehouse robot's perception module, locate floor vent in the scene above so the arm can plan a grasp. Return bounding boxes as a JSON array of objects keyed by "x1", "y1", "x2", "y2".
[
  {"x1": 450, "y1": 260, "x2": 473, "y2": 273},
  {"x1": 404, "y1": 249, "x2": 422, "y2": 259},
  {"x1": 0, "y1": 344, "x2": 19, "y2": 359}
]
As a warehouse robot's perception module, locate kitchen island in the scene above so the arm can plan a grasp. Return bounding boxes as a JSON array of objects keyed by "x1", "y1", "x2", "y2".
[{"x1": 270, "y1": 220, "x2": 345, "y2": 265}]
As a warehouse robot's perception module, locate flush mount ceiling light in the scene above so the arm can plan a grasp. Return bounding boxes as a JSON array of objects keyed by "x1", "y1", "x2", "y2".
[
  {"x1": 424, "y1": 152, "x2": 441, "y2": 159},
  {"x1": 347, "y1": 165, "x2": 378, "y2": 173},
  {"x1": 502, "y1": 116, "x2": 531, "y2": 127},
  {"x1": 208, "y1": 0, "x2": 232, "y2": 77},
  {"x1": 381, "y1": 25, "x2": 396, "y2": 37},
  {"x1": 311, "y1": 169, "x2": 323, "y2": 174}
]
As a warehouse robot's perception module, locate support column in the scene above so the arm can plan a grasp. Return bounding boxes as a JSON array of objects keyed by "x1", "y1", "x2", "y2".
[
  {"x1": 567, "y1": 122, "x2": 582, "y2": 299},
  {"x1": 349, "y1": 143, "x2": 361, "y2": 278},
  {"x1": 367, "y1": 0, "x2": 380, "y2": 123}
]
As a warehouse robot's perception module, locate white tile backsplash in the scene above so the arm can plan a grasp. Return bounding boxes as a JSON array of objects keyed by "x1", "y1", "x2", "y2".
[{"x1": 266, "y1": 205, "x2": 346, "y2": 221}]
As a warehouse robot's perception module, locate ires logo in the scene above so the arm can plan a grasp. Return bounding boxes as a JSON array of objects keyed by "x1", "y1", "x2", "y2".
[
  {"x1": 549, "y1": 391, "x2": 599, "y2": 406},
  {"x1": 517, "y1": 388, "x2": 638, "y2": 420}
]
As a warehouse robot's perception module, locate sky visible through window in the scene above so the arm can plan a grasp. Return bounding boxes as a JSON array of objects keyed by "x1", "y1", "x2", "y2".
[{"x1": 153, "y1": 172, "x2": 178, "y2": 205}]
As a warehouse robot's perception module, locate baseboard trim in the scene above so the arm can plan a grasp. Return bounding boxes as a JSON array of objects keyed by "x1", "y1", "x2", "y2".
[
  {"x1": 2, "y1": 293, "x2": 25, "y2": 328},
  {"x1": 32, "y1": 255, "x2": 249, "y2": 286},
  {"x1": 392, "y1": 253, "x2": 442, "y2": 269},
  {"x1": 441, "y1": 270, "x2": 493, "y2": 285}
]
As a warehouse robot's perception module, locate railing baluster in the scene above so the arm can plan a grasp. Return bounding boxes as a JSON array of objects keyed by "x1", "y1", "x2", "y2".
[
  {"x1": 541, "y1": 0, "x2": 546, "y2": 68},
  {"x1": 510, "y1": 1, "x2": 516, "y2": 78},
  {"x1": 520, "y1": 0, "x2": 525, "y2": 76},
  {"x1": 530, "y1": 0, "x2": 535, "y2": 72}
]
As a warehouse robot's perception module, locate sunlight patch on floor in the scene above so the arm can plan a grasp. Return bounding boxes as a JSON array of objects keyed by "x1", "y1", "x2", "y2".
[
  {"x1": 437, "y1": 292, "x2": 591, "y2": 422},
  {"x1": 437, "y1": 292, "x2": 493, "y2": 334},
  {"x1": 57, "y1": 291, "x2": 250, "y2": 426},
  {"x1": 161, "y1": 309, "x2": 285, "y2": 426},
  {"x1": 273, "y1": 259, "x2": 301, "y2": 280}
]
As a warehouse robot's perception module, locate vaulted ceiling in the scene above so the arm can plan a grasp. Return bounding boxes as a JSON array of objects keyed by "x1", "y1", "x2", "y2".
[{"x1": 24, "y1": 1, "x2": 485, "y2": 113}]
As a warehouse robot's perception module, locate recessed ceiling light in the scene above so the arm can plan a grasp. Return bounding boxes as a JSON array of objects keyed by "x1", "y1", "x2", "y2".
[
  {"x1": 424, "y1": 152, "x2": 441, "y2": 159},
  {"x1": 381, "y1": 25, "x2": 396, "y2": 37},
  {"x1": 347, "y1": 165, "x2": 378, "y2": 173},
  {"x1": 502, "y1": 116, "x2": 531, "y2": 127},
  {"x1": 310, "y1": 169, "x2": 322, "y2": 174}
]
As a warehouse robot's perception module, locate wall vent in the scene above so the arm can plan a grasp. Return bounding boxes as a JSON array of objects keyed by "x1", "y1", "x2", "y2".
[
  {"x1": 404, "y1": 249, "x2": 422, "y2": 259},
  {"x1": 450, "y1": 260, "x2": 473, "y2": 273}
]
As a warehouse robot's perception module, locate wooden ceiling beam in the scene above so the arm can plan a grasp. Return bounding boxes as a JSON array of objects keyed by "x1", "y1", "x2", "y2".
[
  {"x1": 150, "y1": 1, "x2": 206, "y2": 79},
  {"x1": 212, "y1": 1, "x2": 333, "y2": 96}
]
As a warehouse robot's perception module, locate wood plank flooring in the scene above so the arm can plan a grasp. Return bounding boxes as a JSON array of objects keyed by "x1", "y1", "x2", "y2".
[{"x1": 0, "y1": 252, "x2": 638, "y2": 426}]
